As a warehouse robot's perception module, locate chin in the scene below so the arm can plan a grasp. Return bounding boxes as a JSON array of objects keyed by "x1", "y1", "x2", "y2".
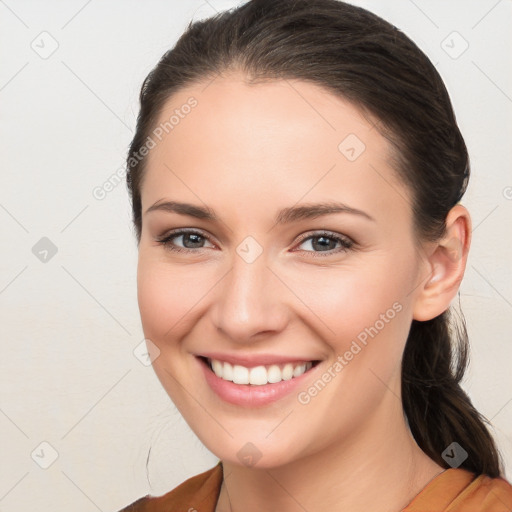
[{"x1": 195, "y1": 431, "x2": 312, "y2": 470}]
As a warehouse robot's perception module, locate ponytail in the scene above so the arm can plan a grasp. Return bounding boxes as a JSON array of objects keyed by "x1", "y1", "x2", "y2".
[{"x1": 402, "y1": 308, "x2": 503, "y2": 478}]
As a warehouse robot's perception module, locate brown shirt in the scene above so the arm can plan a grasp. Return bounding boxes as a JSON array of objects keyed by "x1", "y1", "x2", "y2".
[{"x1": 119, "y1": 461, "x2": 512, "y2": 512}]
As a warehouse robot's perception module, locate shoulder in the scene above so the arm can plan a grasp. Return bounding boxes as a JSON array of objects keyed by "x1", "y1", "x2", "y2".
[
  {"x1": 405, "y1": 468, "x2": 512, "y2": 512},
  {"x1": 117, "y1": 462, "x2": 223, "y2": 512},
  {"x1": 455, "y1": 473, "x2": 512, "y2": 511}
]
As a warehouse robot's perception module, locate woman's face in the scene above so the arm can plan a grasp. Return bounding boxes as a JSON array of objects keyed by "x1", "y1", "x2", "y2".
[{"x1": 136, "y1": 72, "x2": 429, "y2": 467}]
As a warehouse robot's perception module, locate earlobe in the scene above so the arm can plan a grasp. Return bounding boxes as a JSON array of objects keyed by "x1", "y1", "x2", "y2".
[{"x1": 412, "y1": 205, "x2": 471, "y2": 322}]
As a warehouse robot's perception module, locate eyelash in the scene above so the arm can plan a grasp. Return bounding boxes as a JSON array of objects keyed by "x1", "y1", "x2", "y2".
[{"x1": 154, "y1": 229, "x2": 355, "y2": 258}]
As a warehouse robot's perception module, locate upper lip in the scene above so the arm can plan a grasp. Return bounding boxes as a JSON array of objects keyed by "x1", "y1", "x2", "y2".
[{"x1": 197, "y1": 352, "x2": 320, "y2": 368}]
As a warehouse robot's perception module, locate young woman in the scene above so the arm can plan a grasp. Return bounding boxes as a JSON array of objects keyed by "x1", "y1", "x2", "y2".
[{"x1": 119, "y1": 0, "x2": 512, "y2": 510}]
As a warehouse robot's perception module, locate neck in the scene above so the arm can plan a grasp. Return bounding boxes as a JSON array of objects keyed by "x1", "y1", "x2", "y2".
[{"x1": 215, "y1": 392, "x2": 445, "y2": 512}]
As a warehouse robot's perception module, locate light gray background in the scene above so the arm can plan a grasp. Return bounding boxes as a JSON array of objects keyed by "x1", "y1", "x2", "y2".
[{"x1": 1, "y1": 1, "x2": 511, "y2": 510}]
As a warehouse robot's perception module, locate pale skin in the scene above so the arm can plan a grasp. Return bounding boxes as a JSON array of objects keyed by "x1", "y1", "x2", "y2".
[{"x1": 136, "y1": 71, "x2": 471, "y2": 512}]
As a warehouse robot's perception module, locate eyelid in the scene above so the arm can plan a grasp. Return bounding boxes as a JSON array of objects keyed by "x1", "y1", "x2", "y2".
[
  {"x1": 294, "y1": 230, "x2": 351, "y2": 245},
  {"x1": 155, "y1": 228, "x2": 355, "y2": 256},
  {"x1": 292, "y1": 230, "x2": 355, "y2": 256},
  {"x1": 155, "y1": 228, "x2": 216, "y2": 253}
]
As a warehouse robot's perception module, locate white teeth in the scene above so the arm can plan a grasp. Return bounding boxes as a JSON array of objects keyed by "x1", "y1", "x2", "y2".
[
  {"x1": 208, "y1": 359, "x2": 314, "y2": 385},
  {"x1": 282, "y1": 363, "x2": 294, "y2": 381},
  {"x1": 223, "y1": 362, "x2": 234, "y2": 381},
  {"x1": 232, "y1": 365, "x2": 249, "y2": 384},
  {"x1": 211, "y1": 359, "x2": 223, "y2": 378},
  {"x1": 249, "y1": 366, "x2": 267, "y2": 385},
  {"x1": 293, "y1": 363, "x2": 306, "y2": 377},
  {"x1": 267, "y1": 364, "x2": 282, "y2": 383}
]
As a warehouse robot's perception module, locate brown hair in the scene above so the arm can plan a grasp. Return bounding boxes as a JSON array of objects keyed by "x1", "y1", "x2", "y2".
[{"x1": 126, "y1": 0, "x2": 504, "y2": 477}]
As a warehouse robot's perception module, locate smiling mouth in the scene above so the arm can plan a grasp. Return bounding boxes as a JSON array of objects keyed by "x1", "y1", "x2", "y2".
[{"x1": 199, "y1": 356, "x2": 320, "y2": 386}]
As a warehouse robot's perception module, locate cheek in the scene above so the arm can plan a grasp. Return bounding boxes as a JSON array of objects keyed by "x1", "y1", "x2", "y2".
[
  {"x1": 284, "y1": 257, "x2": 413, "y2": 348},
  {"x1": 136, "y1": 255, "x2": 205, "y2": 404},
  {"x1": 330, "y1": 265, "x2": 416, "y2": 389},
  {"x1": 136, "y1": 254, "x2": 203, "y2": 343}
]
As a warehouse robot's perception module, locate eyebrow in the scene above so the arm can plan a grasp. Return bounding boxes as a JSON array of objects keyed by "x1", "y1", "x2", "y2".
[{"x1": 145, "y1": 200, "x2": 375, "y2": 224}]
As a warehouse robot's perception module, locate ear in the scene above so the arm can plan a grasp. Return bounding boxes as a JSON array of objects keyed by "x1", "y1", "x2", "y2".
[{"x1": 412, "y1": 204, "x2": 471, "y2": 321}]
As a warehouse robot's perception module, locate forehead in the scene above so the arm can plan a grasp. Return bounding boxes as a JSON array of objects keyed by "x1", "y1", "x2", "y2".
[
  {"x1": 152, "y1": 72, "x2": 383, "y2": 157},
  {"x1": 141, "y1": 72, "x2": 411, "y2": 230}
]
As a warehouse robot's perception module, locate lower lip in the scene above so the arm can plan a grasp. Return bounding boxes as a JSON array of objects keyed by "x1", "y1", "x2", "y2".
[{"x1": 197, "y1": 357, "x2": 318, "y2": 407}]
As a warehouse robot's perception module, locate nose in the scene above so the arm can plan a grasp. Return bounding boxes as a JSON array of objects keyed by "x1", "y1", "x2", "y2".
[{"x1": 211, "y1": 253, "x2": 289, "y2": 344}]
